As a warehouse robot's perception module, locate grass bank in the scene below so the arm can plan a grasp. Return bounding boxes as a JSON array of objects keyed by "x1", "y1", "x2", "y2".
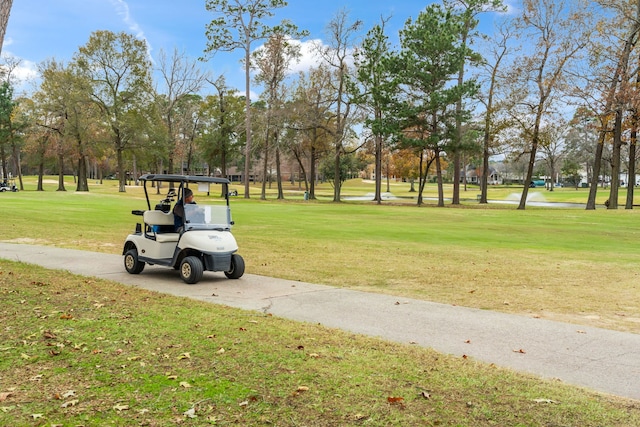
[{"x1": 1, "y1": 262, "x2": 639, "y2": 426}]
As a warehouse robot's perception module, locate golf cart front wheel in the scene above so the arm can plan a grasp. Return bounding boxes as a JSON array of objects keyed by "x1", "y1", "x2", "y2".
[
  {"x1": 124, "y1": 249, "x2": 145, "y2": 274},
  {"x1": 224, "y1": 254, "x2": 245, "y2": 279},
  {"x1": 180, "y1": 256, "x2": 204, "y2": 284}
]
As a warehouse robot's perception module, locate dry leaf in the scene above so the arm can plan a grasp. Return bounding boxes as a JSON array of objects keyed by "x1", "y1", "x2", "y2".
[
  {"x1": 113, "y1": 404, "x2": 129, "y2": 411},
  {"x1": 62, "y1": 390, "x2": 75, "y2": 398},
  {"x1": 43, "y1": 331, "x2": 57, "y2": 339},
  {"x1": 387, "y1": 396, "x2": 404, "y2": 405},
  {"x1": 178, "y1": 352, "x2": 191, "y2": 360},
  {"x1": 216, "y1": 348, "x2": 225, "y2": 354},
  {"x1": 31, "y1": 414, "x2": 44, "y2": 420},
  {"x1": 297, "y1": 386, "x2": 309, "y2": 392},
  {"x1": 420, "y1": 391, "x2": 431, "y2": 399},
  {"x1": 61, "y1": 399, "x2": 79, "y2": 408},
  {"x1": 179, "y1": 382, "x2": 192, "y2": 388},
  {"x1": 184, "y1": 407, "x2": 197, "y2": 418},
  {"x1": 0, "y1": 392, "x2": 12, "y2": 402},
  {"x1": 167, "y1": 375, "x2": 178, "y2": 380},
  {"x1": 533, "y1": 398, "x2": 559, "y2": 404}
]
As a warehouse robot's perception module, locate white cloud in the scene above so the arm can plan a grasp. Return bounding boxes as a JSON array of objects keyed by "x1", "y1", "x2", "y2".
[
  {"x1": 109, "y1": 0, "x2": 154, "y2": 59},
  {"x1": 287, "y1": 39, "x2": 324, "y2": 75}
]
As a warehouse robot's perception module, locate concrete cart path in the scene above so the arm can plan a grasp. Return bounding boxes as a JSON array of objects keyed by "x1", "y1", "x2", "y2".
[{"x1": 1, "y1": 242, "x2": 639, "y2": 401}]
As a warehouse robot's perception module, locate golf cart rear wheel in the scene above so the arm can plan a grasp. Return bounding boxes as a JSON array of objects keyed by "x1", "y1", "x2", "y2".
[
  {"x1": 224, "y1": 254, "x2": 245, "y2": 279},
  {"x1": 180, "y1": 256, "x2": 203, "y2": 284},
  {"x1": 124, "y1": 249, "x2": 145, "y2": 274}
]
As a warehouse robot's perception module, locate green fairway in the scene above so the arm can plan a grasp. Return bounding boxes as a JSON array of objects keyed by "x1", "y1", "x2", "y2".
[
  {"x1": 1, "y1": 176, "x2": 640, "y2": 425},
  {"x1": 1, "y1": 177, "x2": 638, "y2": 333}
]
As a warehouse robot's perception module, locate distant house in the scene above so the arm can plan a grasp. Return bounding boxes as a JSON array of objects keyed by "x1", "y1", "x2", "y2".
[{"x1": 464, "y1": 165, "x2": 502, "y2": 185}]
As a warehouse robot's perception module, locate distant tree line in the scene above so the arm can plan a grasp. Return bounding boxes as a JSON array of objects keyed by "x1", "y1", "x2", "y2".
[{"x1": 1, "y1": 0, "x2": 639, "y2": 209}]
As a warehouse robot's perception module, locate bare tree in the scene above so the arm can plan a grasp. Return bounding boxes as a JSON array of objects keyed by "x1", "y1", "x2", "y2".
[
  {"x1": 315, "y1": 9, "x2": 362, "y2": 202},
  {"x1": 156, "y1": 48, "x2": 209, "y2": 176},
  {"x1": 478, "y1": 21, "x2": 513, "y2": 203},
  {"x1": 583, "y1": 0, "x2": 640, "y2": 209},
  {"x1": 509, "y1": 0, "x2": 591, "y2": 209},
  {"x1": 252, "y1": 33, "x2": 301, "y2": 199}
]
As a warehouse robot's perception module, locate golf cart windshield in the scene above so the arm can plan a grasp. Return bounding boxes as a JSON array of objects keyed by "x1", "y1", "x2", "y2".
[{"x1": 184, "y1": 203, "x2": 232, "y2": 231}]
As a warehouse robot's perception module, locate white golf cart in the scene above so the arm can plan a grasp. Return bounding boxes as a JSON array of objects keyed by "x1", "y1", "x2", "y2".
[{"x1": 122, "y1": 174, "x2": 244, "y2": 284}]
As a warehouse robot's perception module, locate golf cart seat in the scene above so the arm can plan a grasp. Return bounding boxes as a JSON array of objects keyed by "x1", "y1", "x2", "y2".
[{"x1": 143, "y1": 210, "x2": 179, "y2": 243}]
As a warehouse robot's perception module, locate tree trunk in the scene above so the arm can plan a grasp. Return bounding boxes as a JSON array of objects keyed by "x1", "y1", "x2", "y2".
[
  {"x1": 518, "y1": 103, "x2": 544, "y2": 210},
  {"x1": 243, "y1": 44, "x2": 252, "y2": 199},
  {"x1": 626, "y1": 116, "x2": 636, "y2": 209},
  {"x1": 37, "y1": 159, "x2": 44, "y2": 191},
  {"x1": 117, "y1": 145, "x2": 126, "y2": 193},
  {"x1": 261, "y1": 126, "x2": 270, "y2": 200},
  {"x1": 436, "y1": 149, "x2": 444, "y2": 207},
  {"x1": 57, "y1": 150, "x2": 66, "y2": 192},
  {"x1": 608, "y1": 108, "x2": 623, "y2": 208},
  {"x1": 275, "y1": 145, "x2": 284, "y2": 200}
]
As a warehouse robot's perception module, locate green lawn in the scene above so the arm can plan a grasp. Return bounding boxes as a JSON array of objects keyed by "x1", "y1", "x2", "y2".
[
  {"x1": 1, "y1": 176, "x2": 639, "y2": 425},
  {"x1": 1, "y1": 177, "x2": 637, "y2": 332}
]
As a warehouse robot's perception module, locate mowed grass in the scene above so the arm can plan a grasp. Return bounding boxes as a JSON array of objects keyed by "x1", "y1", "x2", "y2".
[
  {"x1": 1, "y1": 177, "x2": 640, "y2": 425},
  {"x1": 1, "y1": 177, "x2": 638, "y2": 333},
  {"x1": 2, "y1": 262, "x2": 640, "y2": 426}
]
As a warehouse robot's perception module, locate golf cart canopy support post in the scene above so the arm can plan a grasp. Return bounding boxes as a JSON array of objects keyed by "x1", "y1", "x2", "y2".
[{"x1": 138, "y1": 174, "x2": 231, "y2": 211}]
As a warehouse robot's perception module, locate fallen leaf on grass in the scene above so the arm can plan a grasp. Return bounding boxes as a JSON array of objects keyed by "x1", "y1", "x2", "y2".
[
  {"x1": 178, "y1": 352, "x2": 191, "y2": 360},
  {"x1": 297, "y1": 386, "x2": 309, "y2": 392},
  {"x1": 167, "y1": 375, "x2": 178, "y2": 380},
  {"x1": 216, "y1": 348, "x2": 225, "y2": 354},
  {"x1": 0, "y1": 392, "x2": 12, "y2": 402},
  {"x1": 387, "y1": 396, "x2": 404, "y2": 404},
  {"x1": 113, "y1": 404, "x2": 129, "y2": 411},
  {"x1": 59, "y1": 313, "x2": 73, "y2": 320},
  {"x1": 179, "y1": 382, "x2": 192, "y2": 388},
  {"x1": 61, "y1": 399, "x2": 79, "y2": 408},
  {"x1": 62, "y1": 390, "x2": 76, "y2": 398},
  {"x1": 184, "y1": 407, "x2": 197, "y2": 418},
  {"x1": 533, "y1": 398, "x2": 559, "y2": 404},
  {"x1": 31, "y1": 413, "x2": 44, "y2": 420},
  {"x1": 420, "y1": 391, "x2": 431, "y2": 399},
  {"x1": 43, "y1": 331, "x2": 57, "y2": 339}
]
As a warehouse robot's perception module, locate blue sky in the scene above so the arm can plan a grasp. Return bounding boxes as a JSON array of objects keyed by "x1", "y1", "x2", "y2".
[{"x1": 3, "y1": 0, "x2": 516, "y2": 95}]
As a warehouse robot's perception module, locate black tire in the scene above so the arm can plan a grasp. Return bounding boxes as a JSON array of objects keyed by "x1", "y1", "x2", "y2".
[
  {"x1": 180, "y1": 256, "x2": 203, "y2": 284},
  {"x1": 224, "y1": 254, "x2": 245, "y2": 279},
  {"x1": 124, "y1": 249, "x2": 145, "y2": 274}
]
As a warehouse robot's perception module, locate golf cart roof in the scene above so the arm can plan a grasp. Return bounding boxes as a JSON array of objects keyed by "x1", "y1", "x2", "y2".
[{"x1": 139, "y1": 174, "x2": 230, "y2": 185}]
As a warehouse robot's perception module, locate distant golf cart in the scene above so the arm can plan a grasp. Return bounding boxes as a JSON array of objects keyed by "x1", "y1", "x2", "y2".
[
  {"x1": 0, "y1": 179, "x2": 18, "y2": 192},
  {"x1": 122, "y1": 174, "x2": 244, "y2": 284}
]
